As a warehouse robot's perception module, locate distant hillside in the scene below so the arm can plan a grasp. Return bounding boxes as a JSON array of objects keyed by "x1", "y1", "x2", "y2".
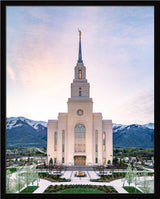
[
  {"x1": 113, "y1": 123, "x2": 154, "y2": 148},
  {"x1": 6, "y1": 117, "x2": 154, "y2": 148},
  {"x1": 6, "y1": 117, "x2": 47, "y2": 147}
]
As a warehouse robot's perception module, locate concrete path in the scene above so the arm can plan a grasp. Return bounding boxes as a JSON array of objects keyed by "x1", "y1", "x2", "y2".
[
  {"x1": 61, "y1": 170, "x2": 72, "y2": 179},
  {"x1": 9, "y1": 168, "x2": 153, "y2": 194},
  {"x1": 33, "y1": 177, "x2": 128, "y2": 194},
  {"x1": 88, "y1": 171, "x2": 100, "y2": 179},
  {"x1": 33, "y1": 175, "x2": 155, "y2": 194},
  {"x1": 33, "y1": 179, "x2": 128, "y2": 193}
]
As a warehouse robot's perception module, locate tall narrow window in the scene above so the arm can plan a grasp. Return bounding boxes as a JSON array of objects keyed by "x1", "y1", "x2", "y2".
[
  {"x1": 103, "y1": 132, "x2": 106, "y2": 151},
  {"x1": 54, "y1": 132, "x2": 57, "y2": 151},
  {"x1": 79, "y1": 88, "x2": 82, "y2": 96},
  {"x1": 62, "y1": 130, "x2": 65, "y2": 152},
  {"x1": 75, "y1": 124, "x2": 85, "y2": 152},
  {"x1": 95, "y1": 130, "x2": 98, "y2": 152},
  {"x1": 95, "y1": 130, "x2": 98, "y2": 163},
  {"x1": 78, "y1": 69, "x2": 82, "y2": 79}
]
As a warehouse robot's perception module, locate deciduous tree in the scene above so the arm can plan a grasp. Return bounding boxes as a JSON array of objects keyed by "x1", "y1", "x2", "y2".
[{"x1": 125, "y1": 163, "x2": 134, "y2": 186}]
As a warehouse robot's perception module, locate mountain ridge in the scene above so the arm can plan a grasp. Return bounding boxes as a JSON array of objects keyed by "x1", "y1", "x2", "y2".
[{"x1": 6, "y1": 117, "x2": 154, "y2": 148}]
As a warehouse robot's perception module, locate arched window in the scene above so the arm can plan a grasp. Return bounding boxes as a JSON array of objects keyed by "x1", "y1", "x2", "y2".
[
  {"x1": 78, "y1": 69, "x2": 82, "y2": 79},
  {"x1": 75, "y1": 124, "x2": 85, "y2": 152},
  {"x1": 103, "y1": 132, "x2": 106, "y2": 151}
]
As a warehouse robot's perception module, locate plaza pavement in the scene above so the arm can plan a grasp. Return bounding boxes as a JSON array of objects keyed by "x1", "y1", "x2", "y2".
[
  {"x1": 10, "y1": 167, "x2": 154, "y2": 194},
  {"x1": 33, "y1": 170, "x2": 128, "y2": 193}
]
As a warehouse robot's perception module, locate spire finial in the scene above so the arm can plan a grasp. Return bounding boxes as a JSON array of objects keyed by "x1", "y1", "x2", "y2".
[
  {"x1": 78, "y1": 28, "x2": 81, "y2": 39},
  {"x1": 78, "y1": 28, "x2": 83, "y2": 63}
]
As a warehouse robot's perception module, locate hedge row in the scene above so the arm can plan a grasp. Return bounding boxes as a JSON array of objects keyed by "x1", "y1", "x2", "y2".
[
  {"x1": 20, "y1": 186, "x2": 39, "y2": 193},
  {"x1": 44, "y1": 184, "x2": 118, "y2": 193},
  {"x1": 91, "y1": 172, "x2": 126, "y2": 182},
  {"x1": 123, "y1": 186, "x2": 142, "y2": 193},
  {"x1": 6, "y1": 167, "x2": 17, "y2": 174},
  {"x1": 38, "y1": 172, "x2": 70, "y2": 182}
]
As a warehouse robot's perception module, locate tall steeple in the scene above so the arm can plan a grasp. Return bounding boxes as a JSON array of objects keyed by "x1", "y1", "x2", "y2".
[
  {"x1": 78, "y1": 29, "x2": 83, "y2": 63},
  {"x1": 68, "y1": 30, "x2": 92, "y2": 102}
]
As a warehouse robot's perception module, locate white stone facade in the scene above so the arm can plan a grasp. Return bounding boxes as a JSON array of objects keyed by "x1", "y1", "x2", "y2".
[{"x1": 47, "y1": 33, "x2": 113, "y2": 166}]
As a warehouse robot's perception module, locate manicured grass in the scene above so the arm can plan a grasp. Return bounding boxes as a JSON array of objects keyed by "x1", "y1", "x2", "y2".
[
  {"x1": 6, "y1": 167, "x2": 17, "y2": 174},
  {"x1": 56, "y1": 188, "x2": 105, "y2": 193},
  {"x1": 20, "y1": 186, "x2": 39, "y2": 193},
  {"x1": 44, "y1": 185, "x2": 118, "y2": 193},
  {"x1": 123, "y1": 186, "x2": 142, "y2": 193}
]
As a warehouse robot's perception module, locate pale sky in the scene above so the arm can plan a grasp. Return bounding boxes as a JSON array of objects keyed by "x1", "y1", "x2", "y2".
[{"x1": 7, "y1": 6, "x2": 154, "y2": 125}]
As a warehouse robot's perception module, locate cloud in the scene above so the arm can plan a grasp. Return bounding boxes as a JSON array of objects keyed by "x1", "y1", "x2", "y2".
[
  {"x1": 7, "y1": 6, "x2": 154, "y2": 122},
  {"x1": 115, "y1": 88, "x2": 154, "y2": 124},
  {"x1": 7, "y1": 64, "x2": 16, "y2": 81}
]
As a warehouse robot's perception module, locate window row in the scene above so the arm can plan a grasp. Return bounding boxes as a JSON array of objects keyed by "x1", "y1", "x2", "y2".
[
  {"x1": 75, "y1": 144, "x2": 85, "y2": 152},
  {"x1": 95, "y1": 158, "x2": 106, "y2": 164},
  {"x1": 95, "y1": 131, "x2": 106, "y2": 153}
]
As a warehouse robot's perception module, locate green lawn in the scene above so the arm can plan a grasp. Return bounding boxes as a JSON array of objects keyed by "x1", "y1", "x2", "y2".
[
  {"x1": 56, "y1": 188, "x2": 105, "y2": 193},
  {"x1": 6, "y1": 168, "x2": 17, "y2": 174},
  {"x1": 44, "y1": 185, "x2": 118, "y2": 193},
  {"x1": 123, "y1": 186, "x2": 142, "y2": 193},
  {"x1": 20, "y1": 186, "x2": 39, "y2": 193}
]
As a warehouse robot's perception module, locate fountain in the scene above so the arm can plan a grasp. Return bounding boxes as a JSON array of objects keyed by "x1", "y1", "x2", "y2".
[{"x1": 75, "y1": 171, "x2": 86, "y2": 177}]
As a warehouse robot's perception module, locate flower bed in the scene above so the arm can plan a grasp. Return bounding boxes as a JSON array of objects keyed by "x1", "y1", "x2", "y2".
[
  {"x1": 91, "y1": 172, "x2": 126, "y2": 182},
  {"x1": 38, "y1": 172, "x2": 70, "y2": 182}
]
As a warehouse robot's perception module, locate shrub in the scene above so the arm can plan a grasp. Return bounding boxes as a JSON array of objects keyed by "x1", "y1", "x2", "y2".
[{"x1": 43, "y1": 184, "x2": 118, "y2": 194}]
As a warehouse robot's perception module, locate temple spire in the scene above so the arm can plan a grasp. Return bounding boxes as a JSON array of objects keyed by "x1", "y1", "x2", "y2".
[{"x1": 78, "y1": 29, "x2": 83, "y2": 63}]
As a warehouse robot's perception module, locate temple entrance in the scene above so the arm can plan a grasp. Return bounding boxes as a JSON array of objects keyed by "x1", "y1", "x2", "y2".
[{"x1": 74, "y1": 156, "x2": 86, "y2": 165}]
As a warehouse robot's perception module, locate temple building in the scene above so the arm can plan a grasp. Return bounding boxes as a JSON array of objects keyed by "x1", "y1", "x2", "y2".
[{"x1": 47, "y1": 30, "x2": 113, "y2": 166}]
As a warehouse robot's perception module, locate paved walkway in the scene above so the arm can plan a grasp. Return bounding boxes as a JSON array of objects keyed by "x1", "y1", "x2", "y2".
[
  {"x1": 33, "y1": 178, "x2": 128, "y2": 193},
  {"x1": 33, "y1": 175, "x2": 154, "y2": 194},
  {"x1": 33, "y1": 170, "x2": 128, "y2": 193},
  {"x1": 9, "y1": 168, "x2": 154, "y2": 194}
]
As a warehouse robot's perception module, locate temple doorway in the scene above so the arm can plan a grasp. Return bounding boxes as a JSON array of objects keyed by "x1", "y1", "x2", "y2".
[{"x1": 74, "y1": 156, "x2": 86, "y2": 165}]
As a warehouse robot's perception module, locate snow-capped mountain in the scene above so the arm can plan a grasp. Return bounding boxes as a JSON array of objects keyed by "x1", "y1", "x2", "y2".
[
  {"x1": 113, "y1": 123, "x2": 154, "y2": 148},
  {"x1": 6, "y1": 117, "x2": 47, "y2": 147},
  {"x1": 142, "y1": 123, "x2": 154, "y2": 129},
  {"x1": 7, "y1": 116, "x2": 47, "y2": 130},
  {"x1": 6, "y1": 117, "x2": 154, "y2": 148}
]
